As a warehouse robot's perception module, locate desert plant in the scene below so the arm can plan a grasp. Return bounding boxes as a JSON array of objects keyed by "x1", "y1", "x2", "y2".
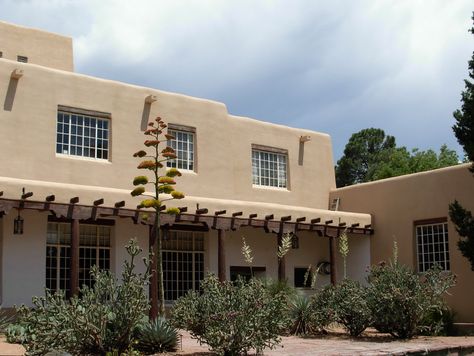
[
  {"x1": 338, "y1": 228, "x2": 349, "y2": 279},
  {"x1": 289, "y1": 295, "x2": 315, "y2": 335},
  {"x1": 367, "y1": 262, "x2": 456, "y2": 339},
  {"x1": 309, "y1": 284, "x2": 337, "y2": 333},
  {"x1": 13, "y1": 239, "x2": 151, "y2": 355},
  {"x1": 131, "y1": 116, "x2": 185, "y2": 317},
  {"x1": 135, "y1": 317, "x2": 178, "y2": 354},
  {"x1": 171, "y1": 274, "x2": 289, "y2": 356},
  {"x1": 332, "y1": 279, "x2": 371, "y2": 337}
]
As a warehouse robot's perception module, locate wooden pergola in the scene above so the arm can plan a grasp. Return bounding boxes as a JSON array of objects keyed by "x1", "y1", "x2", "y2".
[{"x1": 0, "y1": 192, "x2": 373, "y2": 306}]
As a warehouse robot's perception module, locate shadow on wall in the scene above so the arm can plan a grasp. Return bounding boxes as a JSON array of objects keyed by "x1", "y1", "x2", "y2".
[{"x1": 3, "y1": 77, "x2": 19, "y2": 111}]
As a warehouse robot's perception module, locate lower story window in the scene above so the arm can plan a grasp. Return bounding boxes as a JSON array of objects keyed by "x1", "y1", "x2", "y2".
[
  {"x1": 46, "y1": 221, "x2": 111, "y2": 295},
  {"x1": 162, "y1": 230, "x2": 204, "y2": 302},
  {"x1": 416, "y1": 220, "x2": 450, "y2": 272}
]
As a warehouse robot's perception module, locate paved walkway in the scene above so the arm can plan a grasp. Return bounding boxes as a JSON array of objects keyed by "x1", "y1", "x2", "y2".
[{"x1": 2, "y1": 330, "x2": 474, "y2": 355}]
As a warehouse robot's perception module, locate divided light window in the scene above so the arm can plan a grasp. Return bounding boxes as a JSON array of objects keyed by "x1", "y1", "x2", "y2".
[
  {"x1": 56, "y1": 107, "x2": 110, "y2": 160},
  {"x1": 416, "y1": 220, "x2": 450, "y2": 272},
  {"x1": 162, "y1": 230, "x2": 204, "y2": 301},
  {"x1": 166, "y1": 125, "x2": 195, "y2": 171},
  {"x1": 46, "y1": 221, "x2": 111, "y2": 296},
  {"x1": 252, "y1": 146, "x2": 288, "y2": 188}
]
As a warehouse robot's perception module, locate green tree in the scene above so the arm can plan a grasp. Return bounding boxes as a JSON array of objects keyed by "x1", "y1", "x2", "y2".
[
  {"x1": 371, "y1": 145, "x2": 459, "y2": 181},
  {"x1": 131, "y1": 116, "x2": 185, "y2": 317},
  {"x1": 335, "y1": 128, "x2": 396, "y2": 187},
  {"x1": 449, "y1": 13, "x2": 474, "y2": 270}
]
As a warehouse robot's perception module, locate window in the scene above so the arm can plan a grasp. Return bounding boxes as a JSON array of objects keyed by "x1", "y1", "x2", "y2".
[
  {"x1": 162, "y1": 230, "x2": 204, "y2": 301},
  {"x1": 252, "y1": 146, "x2": 288, "y2": 188},
  {"x1": 56, "y1": 106, "x2": 110, "y2": 160},
  {"x1": 230, "y1": 266, "x2": 266, "y2": 282},
  {"x1": 0, "y1": 52, "x2": 3, "y2": 58},
  {"x1": 166, "y1": 124, "x2": 195, "y2": 171},
  {"x1": 416, "y1": 220, "x2": 450, "y2": 272},
  {"x1": 46, "y1": 221, "x2": 111, "y2": 296},
  {"x1": 294, "y1": 267, "x2": 311, "y2": 288},
  {"x1": 17, "y1": 55, "x2": 28, "y2": 63}
]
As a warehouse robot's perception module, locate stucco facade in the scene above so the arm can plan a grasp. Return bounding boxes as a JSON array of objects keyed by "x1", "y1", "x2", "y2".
[
  {"x1": 0, "y1": 21, "x2": 372, "y2": 308},
  {"x1": 330, "y1": 164, "x2": 474, "y2": 323}
]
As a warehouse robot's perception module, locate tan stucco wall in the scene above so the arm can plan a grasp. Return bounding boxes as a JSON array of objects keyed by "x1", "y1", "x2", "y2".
[
  {"x1": 0, "y1": 58, "x2": 341, "y2": 213},
  {"x1": 330, "y1": 164, "x2": 474, "y2": 322},
  {"x1": 0, "y1": 21, "x2": 73, "y2": 72}
]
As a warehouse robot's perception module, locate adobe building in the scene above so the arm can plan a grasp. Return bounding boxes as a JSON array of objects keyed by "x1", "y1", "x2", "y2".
[
  {"x1": 0, "y1": 21, "x2": 372, "y2": 310},
  {"x1": 0, "y1": 21, "x2": 472, "y2": 325}
]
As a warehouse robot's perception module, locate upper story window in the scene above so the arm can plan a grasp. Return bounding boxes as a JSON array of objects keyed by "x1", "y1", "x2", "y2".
[
  {"x1": 252, "y1": 144, "x2": 288, "y2": 188},
  {"x1": 56, "y1": 106, "x2": 110, "y2": 160},
  {"x1": 17, "y1": 55, "x2": 28, "y2": 63},
  {"x1": 415, "y1": 219, "x2": 450, "y2": 272},
  {"x1": 166, "y1": 124, "x2": 195, "y2": 171}
]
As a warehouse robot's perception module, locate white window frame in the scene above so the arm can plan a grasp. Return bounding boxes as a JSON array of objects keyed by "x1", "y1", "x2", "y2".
[
  {"x1": 252, "y1": 147, "x2": 288, "y2": 189},
  {"x1": 162, "y1": 230, "x2": 204, "y2": 302},
  {"x1": 166, "y1": 127, "x2": 195, "y2": 171},
  {"x1": 415, "y1": 220, "x2": 450, "y2": 272},
  {"x1": 46, "y1": 221, "x2": 112, "y2": 295},
  {"x1": 56, "y1": 106, "x2": 110, "y2": 160}
]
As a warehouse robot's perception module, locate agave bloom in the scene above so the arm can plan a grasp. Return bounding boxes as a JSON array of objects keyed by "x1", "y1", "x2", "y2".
[
  {"x1": 166, "y1": 207, "x2": 181, "y2": 215},
  {"x1": 138, "y1": 160, "x2": 157, "y2": 169},
  {"x1": 140, "y1": 199, "x2": 161, "y2": 208},
  {"x1": 133, "y1": 150, "x2": 147, "y2": 158},
  {"x1": 148, "y1": 122, "x2": 155, "y2": 127},
  {"x1": 144, "y1": 128, "x2": 159, "y2": 135},
  {"x1": 166, "y1": 168, "x2": 182, "y2": 177},
  {"x1": 161, "y1": 146, "x2": 175, "y2": 153},
  {"x1": 133, "y1": 176, "x2": 149, "y2": 186},
  {"x1": 160, "y1": 123, "x2": 167, "y2": 129},
  {"x1": 158, "y1": 177, "x2": 176, "y2": 184},
  {"x1": 144, "y1": 140, "x2": 160, "y2": 147},
  {"x1": 171, "y1": 191, "x2": 185, "y2": 199},
  {"x1": 165, "y1": 134, "x2": 175, "y2": 140},
  {"x1": 131, "y1": 186, "x2": 145, "y2": 197},
  {"x1": 162, "y1": 152, "x2": 177, "y2": 159},
  {"x1": 158, "y1": 185, "x2": 175, "y2": 194},
  {"x1": 155, "y1": 116, "x2": 162, "y2": 123}
]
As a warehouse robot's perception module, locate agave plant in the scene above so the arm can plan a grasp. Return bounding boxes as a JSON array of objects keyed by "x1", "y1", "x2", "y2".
[
  {"x1": 135, "y1": 317, "x2": 178, "y2": 354},
  {"x1": 289, "y1": 295, "x2": 314, "y2": 335}
]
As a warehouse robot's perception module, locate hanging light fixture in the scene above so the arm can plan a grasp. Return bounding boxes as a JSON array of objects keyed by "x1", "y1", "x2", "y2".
[
  {"x1": 13, "y1": 209, "x2": 24, "y2": 235},
  {"x1": 291, "y1": 234, "x2": 299, "y2": 249}
]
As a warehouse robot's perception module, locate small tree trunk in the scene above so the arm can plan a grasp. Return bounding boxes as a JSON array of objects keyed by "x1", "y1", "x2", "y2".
[
  {"x1": 149, "y1": 224, "x2": 158, "y2": 320},
  {"x1": 156, "y1": 210, "x2": 166, "y2": 316}
]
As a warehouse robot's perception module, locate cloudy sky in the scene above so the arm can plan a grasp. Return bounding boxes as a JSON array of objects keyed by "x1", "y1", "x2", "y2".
[{"x1": 1, "y1": 0, "x2": 473, "y2": 161}]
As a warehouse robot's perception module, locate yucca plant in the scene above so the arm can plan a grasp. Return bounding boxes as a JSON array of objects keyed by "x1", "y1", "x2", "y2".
[
  {"x1": 289, "y1": 295, "x2": 314, "y2": 335},
  {"x1": 135, "y1": 317, "x2": 178, "y2": 354}
]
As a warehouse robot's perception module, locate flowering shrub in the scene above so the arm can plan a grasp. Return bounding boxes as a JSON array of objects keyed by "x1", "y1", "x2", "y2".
[{"x1": 171, "y1": 274, "x2": 289, "y2": 356}]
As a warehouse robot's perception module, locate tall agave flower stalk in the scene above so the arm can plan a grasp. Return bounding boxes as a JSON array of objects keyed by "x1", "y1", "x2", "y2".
[
  {"x1": 131, "y1": 116, "x2": 185, "y2": 318},
  {"x1": 338, "y1": 228, "x2": 349, "y2": 279}
]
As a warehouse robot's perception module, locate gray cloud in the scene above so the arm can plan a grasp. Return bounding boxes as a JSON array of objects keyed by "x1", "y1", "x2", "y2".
[{"x1": 1, "y1": 0, "x2": 472, "y2": 161}]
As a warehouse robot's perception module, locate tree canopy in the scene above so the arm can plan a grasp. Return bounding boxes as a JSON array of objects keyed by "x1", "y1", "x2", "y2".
[
  {"x1": 449, "y1": 12, "x2": 474, "y2": 271},
  {"x1": 335, "y1": 129, "x2": 459, "y2": 187}
]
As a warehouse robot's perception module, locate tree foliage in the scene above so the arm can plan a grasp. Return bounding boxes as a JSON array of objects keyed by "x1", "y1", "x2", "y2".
[
  {"x1": 131, "y1": 116, "x2": 185, "y2": 317},
  {"x1": 335, "y1": 128, "x2": 396, "y2": 187},
  {"x1": 336, "y1": 128, "x2": 459, "y2": 187},
  {"x1": 449, "y1": 13, "x2": 474, "y2": 270}
]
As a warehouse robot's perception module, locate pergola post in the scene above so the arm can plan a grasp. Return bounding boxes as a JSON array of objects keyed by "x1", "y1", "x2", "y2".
[
  {"x1": 329, "y1": 235, "x2": 337, "y2": 285},
  {"x1": 277, "y1": 232, "x2": 286, "y2": 281},
  {"x1": 70, "y1": 218, "x2": 80, "y2": 296},
  {"x1": 217, "y1": 229, "x2": 226, "y2": 282},
  {"x1": 149, "y1": 225, "x2": 158, "y2": 320}
]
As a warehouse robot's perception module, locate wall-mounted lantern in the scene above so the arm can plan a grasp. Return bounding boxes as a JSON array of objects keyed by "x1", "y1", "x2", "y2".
[
  {"x1": 291, "y1": 234, "x2": 299, "y2": 249},
  {"x1": 13, "y1": 210, "x2": 24, "y2": 235}
]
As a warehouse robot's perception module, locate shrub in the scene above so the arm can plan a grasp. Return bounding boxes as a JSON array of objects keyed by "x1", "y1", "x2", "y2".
[
  {"x1": 135, "y1": 317, "x2": 178, "y2": 354},
  {"x1": 367, "y1": 262, "x2": 455, "y2": 339},
  {"x1": 12, "y1": 239, "x2": 150, "y2": 355},
  {"x1": 309, "y1": 285, "x2": 337, "y2": 333},
  {"x1": 171, "y1": 274, "x2": 289, "y2": 356},
  {"x1": 332, "y1": 279, "x2": 371, "y2": 337}
]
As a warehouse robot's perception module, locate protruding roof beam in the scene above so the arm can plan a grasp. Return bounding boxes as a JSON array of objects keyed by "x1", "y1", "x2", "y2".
[
  {"x1": 325, "y1": 219, "x2": 333, "y2": 225},
  {"x1": 94, "y1": 198, "x2": 104, "y2": 206},
  {"x1": 70, "y1": 197, "x2": 79, "y2": 204},
  {"x1": 21, "y1": 191, "x2": 33, "y2": 200},
  {"x1": 311, "y1": 218, "x2": 321, "y2": 224},
  {"x1": 280, "y1": 215, "x2": 291, "y2": 222}
]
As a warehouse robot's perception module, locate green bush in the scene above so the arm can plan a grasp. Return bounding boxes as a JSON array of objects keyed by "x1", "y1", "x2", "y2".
[
  {"x1": 367, "y1": 262, "x2": 455, "y2": 339},
  {"x1": 332, "y1": 279, "x2": 371, "y2": 337},
  {"x1": 135, "y1": 317, "x2": 178, "y2": 354},
  {"x1": 12, "y1": 239, "x2": 150, "y2": 355},
  {"x1": 171, "y1": 274, "x2": 289, "y2": 356},
  {"x1": 309, "y1": 285, "x2": 337, "y2": 333}
]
